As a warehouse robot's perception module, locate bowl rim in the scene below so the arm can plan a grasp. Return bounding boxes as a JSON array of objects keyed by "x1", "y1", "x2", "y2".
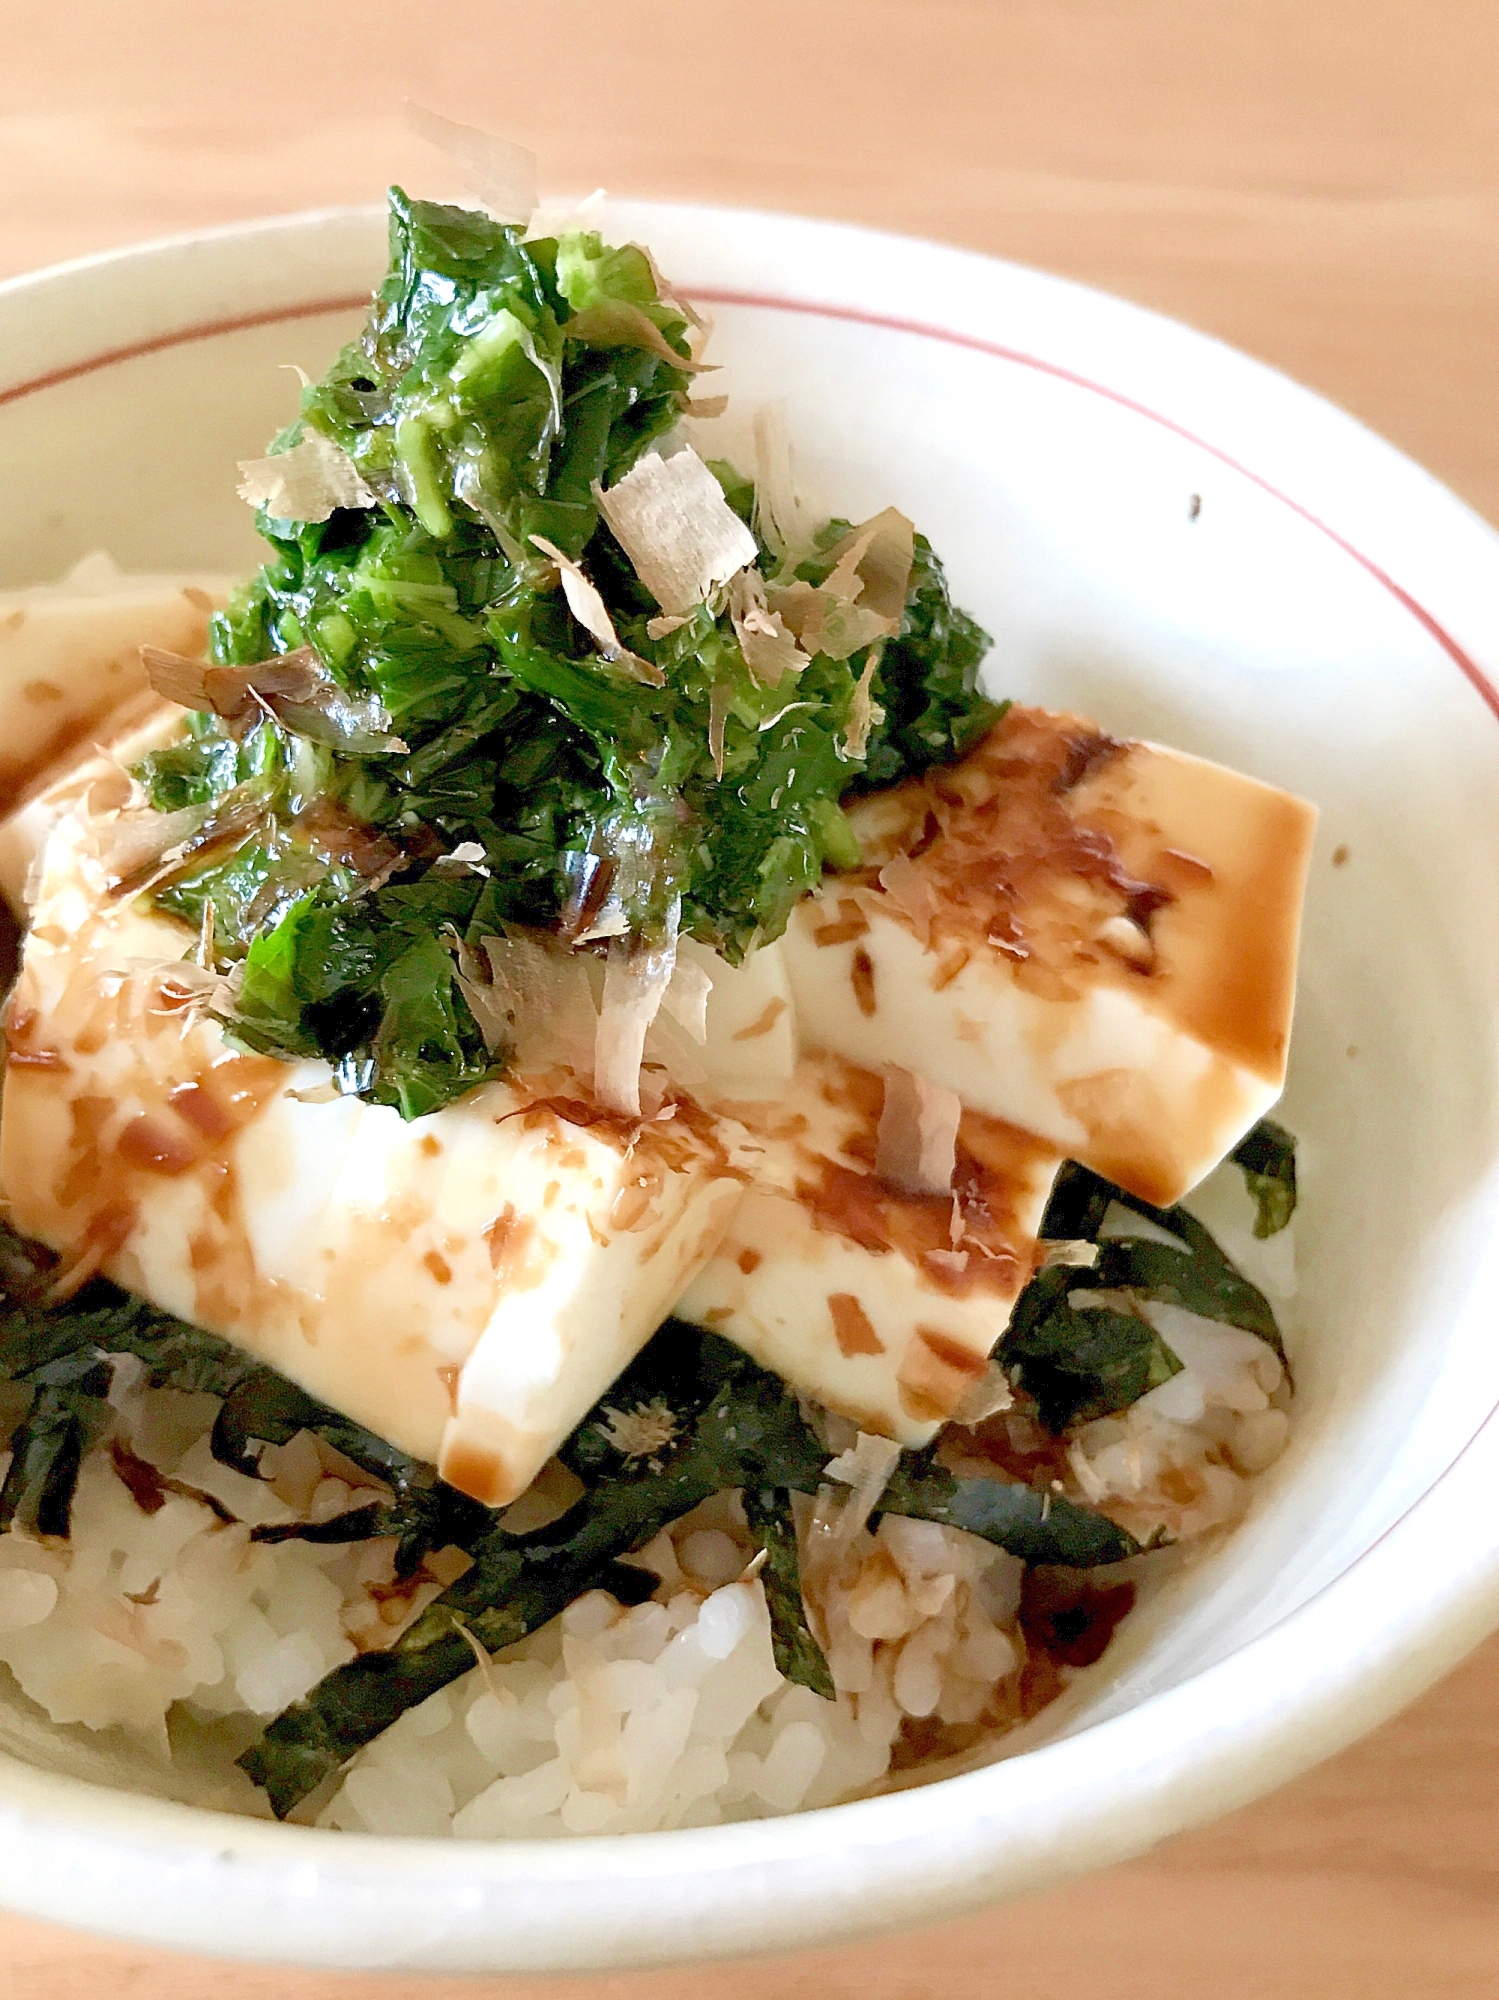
[{"x1": 2, "y1": 198, "x2": 1499, "y2": 1975}]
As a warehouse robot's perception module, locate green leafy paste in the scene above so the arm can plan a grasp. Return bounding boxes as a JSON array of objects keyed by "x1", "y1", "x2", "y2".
[{"x1": 133, "y1": 189, "x2": 999, "y2": 1120}]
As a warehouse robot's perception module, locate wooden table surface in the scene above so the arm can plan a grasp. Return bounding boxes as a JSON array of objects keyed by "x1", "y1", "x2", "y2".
[{"x1": 3, "y1": 1, "x2": 1499, "y2": 1991}]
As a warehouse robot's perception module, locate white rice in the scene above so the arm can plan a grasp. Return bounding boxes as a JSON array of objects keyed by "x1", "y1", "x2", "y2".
[
  {"x1": 317, "y1": 1486, "x2": 1035, "y2": 1837},
  {"x1": 0, "y1": 1192, "x2": 1293, "y2": 1836}
]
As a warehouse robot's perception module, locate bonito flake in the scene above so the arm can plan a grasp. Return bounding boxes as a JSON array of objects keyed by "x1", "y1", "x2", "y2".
[
  {"x1": 594, "y1": 448, "x2": 758, "y2": 619},
  {"x1": 529, "y1": 536, "x2": 662, "y2": 683},
  {"x1": 237, "y1": 432, "x2": 376, "y2": 523},
  {"x1": 770, "y1": 506, "x2": 915, "y2": 663},
  {"x1": 405, "y1": 103, "x2": 539, "y2": 225},
  {"x1": 727, "y1": 569, "x2": 809, "y2": 688},
  {"x1": 562, "y1": 301, "x2": 712, "y2": 374},
  {"x1": 752, "y1": 405, "x2": 818, "y2": 568},
  {"x1": 875, "y1": 1066, "x2": 962, "y2": 1197}
]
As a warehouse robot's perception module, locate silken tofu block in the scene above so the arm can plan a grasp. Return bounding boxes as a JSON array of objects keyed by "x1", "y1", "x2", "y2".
[
  {"x1": 677, "y1": 935, "x2": 798, "y2": 1103},
  {"x1": 0, "y1": 555, "x2": 232, "y2": 813},
  {"x1": 0, "y1": 801, "x2": 747, "y2": 1506},
  {"x1": 781, "y1": 706, "x2": 1317, "y2": 1208},
  {"x1": 675, "y1": 1055, "x2": 1062, "y2": 1445},
  {"x1": 0, "y1": 702, "x2": 180, "y2": 913}
]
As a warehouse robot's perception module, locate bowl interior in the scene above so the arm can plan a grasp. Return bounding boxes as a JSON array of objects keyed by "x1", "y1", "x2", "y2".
[{"x1": 1, "y1": 200, "x2": 1499, "y2": 1938}]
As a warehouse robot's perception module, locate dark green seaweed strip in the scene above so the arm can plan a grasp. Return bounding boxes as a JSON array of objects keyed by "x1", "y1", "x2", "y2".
[
  {"x1": 240, "y1": 1327, "x2": 1135, "y2": 1816},
  {"x1": 1093, "y1": 1228, "x2": 1284, "y2": 1362},
  {"x1": 0, "y1": 1230, "x2": 489, "y2": 1571},
  {"x1": 877, "y1": 1449, "x2": 1136, "y2": 1567},
  {"x1": 743, "y1": 1487, "x2": 834, "y2": 1699},
  {"x1": 999, "y1": 1266, "x2": 1183, "y2": 1433},
  {"x1": 1035, "y1": 1161, "x2": 1288, "y2": 1376},
  {"x1": 0, "y1": 1355, "x2": 115, "y2": 1539}
]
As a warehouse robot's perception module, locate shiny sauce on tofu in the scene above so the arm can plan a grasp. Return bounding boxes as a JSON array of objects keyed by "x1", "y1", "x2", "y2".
[
  {"x1": 785, "y1": 1060, "x2": 1051, "y2": 1303},
  {"x1": 842, "y1": 704, "x2": 1315, "y2": 1083},
  {"x1": 4, "y1": 972, "x2": 285, "y2": 1305}
]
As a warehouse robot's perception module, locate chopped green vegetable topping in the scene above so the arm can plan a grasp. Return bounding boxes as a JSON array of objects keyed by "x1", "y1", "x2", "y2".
[{"x1": 130, "y1": 190, "x2": 999, "y2": 1118}]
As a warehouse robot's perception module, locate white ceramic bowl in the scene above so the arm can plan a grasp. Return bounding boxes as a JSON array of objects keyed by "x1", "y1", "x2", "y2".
[{"x1": 2, "y1": 201, "x2": 1499, "y2": 1975}]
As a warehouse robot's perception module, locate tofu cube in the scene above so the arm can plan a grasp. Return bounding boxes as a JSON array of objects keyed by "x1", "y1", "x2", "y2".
[
  {"x1": 0, "y1": 559, "x2": 231, "y2": 814},
  {"x1": 667, "y1": 935, "x2": 799, "y2": 1105},
  {"x1": 676, "y1": 1055, "x2": 1062, "y2": 1445},
  {"x1": 0, "y1": 801, "x2": 746, "y2": 1505},
  {"x1": 781, "y1": 707, "x2": 1316, "y2": 1206}
]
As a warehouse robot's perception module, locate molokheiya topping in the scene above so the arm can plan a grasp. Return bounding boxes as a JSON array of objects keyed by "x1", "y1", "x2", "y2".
[
  {"x1": 769, "y1": 507, "x2": 914, "y2": 663},
  {"x1": 528, "y1": 536, "x2": 663, "y2": 685},
  {"x1": 236, "y1": 431, "x2": 376, "y2": 522},
  {"x1": 593, "y1": 447, "x2": 758, "y2": 620},
  {"x1": 752, "y1": 405, "x2": 819, "y2": 569},
  {"x1": 875, "y1": 1066, "x2": 962, "y2": 1196},
  {"x1": 405, "y1": 101, "x2": 539, "y2": 225},
  {"x1": 478, "y1": 315, "x2": 563, "y2": 430},
  {"x1": 140, "y1": 644, "x2": 406, "y2": 754},
  {"x1": 727, "y1": 568, "x2": 809, "y2": 688}
]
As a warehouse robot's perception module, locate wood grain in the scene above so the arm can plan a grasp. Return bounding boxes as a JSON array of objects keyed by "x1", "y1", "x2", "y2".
[{"x1": 2, "y1": 1, "x2": 1498, "y2": 1991}]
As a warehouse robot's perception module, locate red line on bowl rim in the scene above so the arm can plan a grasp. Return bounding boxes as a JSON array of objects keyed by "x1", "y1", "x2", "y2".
[
  {"x1": 0, "y1": 295, "x2": 369, "y2": 409},
  {"x1": 693, "y1": 287, "x2": 1499, "y2": 726}
]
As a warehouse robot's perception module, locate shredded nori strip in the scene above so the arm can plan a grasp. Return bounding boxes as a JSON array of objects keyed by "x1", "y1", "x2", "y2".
[
  {"x1": 743, "y1": 1486, "x2": 834, "y2": 1699},
  {"x1": 0, "y1": 1234, "x2": 488, "y2": 1567},
  {"x1": 239, "y1": 1323, "x2": 1136, "y2": 1816},
  {"x1": 1026, "y1": 1152, "x2": 1291, "y2": 1412}
]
